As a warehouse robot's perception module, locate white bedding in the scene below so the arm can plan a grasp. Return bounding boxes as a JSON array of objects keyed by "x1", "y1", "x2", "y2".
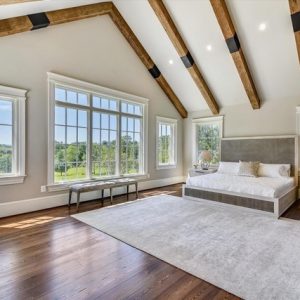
[{"x1": 186, "y1": 173, "x2": 295, "y2": 198}]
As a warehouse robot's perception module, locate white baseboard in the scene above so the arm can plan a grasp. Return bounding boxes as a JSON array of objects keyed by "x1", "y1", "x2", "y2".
[{"x1": 0, "y1": 176, "x2": 185, "y2": 218}]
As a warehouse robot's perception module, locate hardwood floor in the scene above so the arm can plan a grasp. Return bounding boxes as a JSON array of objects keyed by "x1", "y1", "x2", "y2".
[{"x1": 1, "y1": 184, "x2": 299, "y2": 299}]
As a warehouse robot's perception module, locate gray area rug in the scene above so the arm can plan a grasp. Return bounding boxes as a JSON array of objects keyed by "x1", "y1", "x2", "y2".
[{"x1": 72, "y1": 195, "x2": 300, "y2": 300}]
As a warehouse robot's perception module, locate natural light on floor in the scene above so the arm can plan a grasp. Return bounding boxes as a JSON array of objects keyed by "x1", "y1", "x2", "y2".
[{"x1": 0, "y1": 216, "x2": 64, "y2": 229}]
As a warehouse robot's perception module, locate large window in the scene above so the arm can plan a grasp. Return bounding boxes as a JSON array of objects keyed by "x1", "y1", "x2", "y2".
[
  {"x1": 156, "y1": 117, "x2": 177, "y2": 169},
  {"x1": 48, "y1": 73, "x2": 148, "y2": 184},
  {"x1": 193, "y1": 116, "x2": 223, "y2": 165},
  {"x1": 0, "y1": 85, "x2": 26, "y2": 185}
]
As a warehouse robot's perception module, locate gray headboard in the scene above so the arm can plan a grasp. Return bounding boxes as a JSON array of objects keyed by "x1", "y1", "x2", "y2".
[{"x1": 221, "y1": 136, "x2": 298, "y2": 184}]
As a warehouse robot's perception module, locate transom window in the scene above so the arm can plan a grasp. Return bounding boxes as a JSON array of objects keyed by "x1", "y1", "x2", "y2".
[
  {"x1": 48, "y1": 73, "x2": 148, "y2": 184},
  {"x1": 193, "y1": 116, "x2": 223, "y2": 165},
  {"x1": 156, "y1": 117, "x2": 177, "y2": 169},
  {"x1": 0, "y1": 85, "x2": 26, "y2": 185}
]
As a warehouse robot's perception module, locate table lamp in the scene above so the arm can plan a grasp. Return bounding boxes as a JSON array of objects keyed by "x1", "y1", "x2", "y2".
[{"x1": 199, "y1": 150, "x2": 212, "y2": 170}]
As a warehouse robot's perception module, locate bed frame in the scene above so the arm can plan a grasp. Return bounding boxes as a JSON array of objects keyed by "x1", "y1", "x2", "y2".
[{"x1": 183, "y1": 136, "x2": 299, "y2": 218}]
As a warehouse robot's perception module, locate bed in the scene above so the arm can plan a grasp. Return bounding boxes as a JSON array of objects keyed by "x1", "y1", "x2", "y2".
[{"x1": 183, "y1": 136, "x2": 298, "y2": 218}]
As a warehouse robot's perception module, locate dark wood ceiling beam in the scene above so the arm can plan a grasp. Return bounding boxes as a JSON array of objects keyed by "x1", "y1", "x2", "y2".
[
  {"x1": 148, "y1": 0, "x2": 219, "y2": 115},
  {"x1": 0, "y1": 2, "x2": 187, "y2": 118},
  {"x1": 109, "y1": 4, "x2": 187, "y2": 118},
  {"x1": 0, "y1": 0, "x2": 38, "y2": 4},
  {"x1": 210, "y1": 0, "x2": 260, "y2": 110},
  {"x1": 289, "y1": 0, "x2": 300, "y2": 63},
  {"x1": 47, "y1": 3, "x2": 113, "y2": 26},
  {"x1": 0, "y1": 15, "x2": 32, "y2": 36}
]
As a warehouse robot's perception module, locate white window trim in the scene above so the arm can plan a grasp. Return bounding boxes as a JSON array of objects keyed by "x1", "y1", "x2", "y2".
[
  {"x1": 0, "y1": 85, "x2": 27, "y2": 185},
  {"x1": 156, "y1": 116, "x2": 177, "y2": 170},
  {"x1": 192, "y1": 115, "x2": 223, "y2": 165},
  {"x1": 46, "y1": 72, "x2": 149, "y2": 190}
]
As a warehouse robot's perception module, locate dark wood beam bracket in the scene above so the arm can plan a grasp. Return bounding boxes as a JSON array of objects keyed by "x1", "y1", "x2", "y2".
[
  {"x1": 28, "y1": 13, "x2": 50, "y2": 30},
  {"x1": 210, "y1": 0, "x2": 261, "y2": 110},
  {"x1": 0, "y1": 2, "x2": 188, "y2": 118},
  {"x1": 180, "y1": 51, "x2": 195, "y2": 68},
  {"x1": 148, "y1": 65, "x2": 161, "y2": 79},
  {"x1": 291, "y1": 11, "x2": 300, "y2": 32},
  {"x1": 225, "y1": 33, "x2": 240, "y2": 53},
  {"x1": 289, "y1": 0, "x2": 300, "y2": 63},
  {"x1": 148, "y1": 0, "x2": 220, "y2": 115}
]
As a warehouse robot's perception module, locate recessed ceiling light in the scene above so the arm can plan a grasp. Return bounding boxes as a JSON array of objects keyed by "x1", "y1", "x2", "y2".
[
  {"x1": 258, "y1": 23, "x2": 267, "y2": 31},
  {"x1": 168, "y1": 59, "x2": 174, "y2": 65},
  {"x1": 206, "y1": 44, "x2": 212, "y2": 52}
]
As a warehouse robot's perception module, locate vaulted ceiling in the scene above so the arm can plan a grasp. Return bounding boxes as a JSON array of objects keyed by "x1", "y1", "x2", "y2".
[{"x1": 0, "y1": 0, "x2": 300, "y2": 115}]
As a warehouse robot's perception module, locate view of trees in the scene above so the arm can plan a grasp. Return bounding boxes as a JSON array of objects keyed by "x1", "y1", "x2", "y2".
[
  {"x1": 158, "y1": 135, "x2": 171, "y2": 164},
  {"x1": 121, "y1": 134, "x2": 139, "y2": 174},
  {"x1": 0, "y1": 145, "x2": 12, "y2": 174},
  {"x1": 196, "y1": 124, "x2": 220, "y2": 164},
  {"x1": 54, "y1": 135, "x2": 140, "y2": 182}
]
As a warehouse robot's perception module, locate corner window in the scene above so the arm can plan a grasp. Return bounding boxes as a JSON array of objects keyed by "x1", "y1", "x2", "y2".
[
  {"x1": 193, "y1": 116, "x2": 223, "y2": 165},
  {"x1": 156, "y1": 117, "x2": 177, "y2": 169},
  {"x1": 0, "y1": 85, "x2": 27, "y2": 185},
  {"x1": 48, "y1": 73, "x2": 148, "y2": 185}
]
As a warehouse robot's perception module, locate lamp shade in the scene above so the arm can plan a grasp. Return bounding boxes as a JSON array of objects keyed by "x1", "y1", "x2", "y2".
[{"x1": 199, "y1": 150, "x2": 212, "y2": 162}]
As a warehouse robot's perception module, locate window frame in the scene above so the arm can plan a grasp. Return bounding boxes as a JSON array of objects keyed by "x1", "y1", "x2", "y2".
[
  {"x1": 0, "y1": 84, "x2": 27, "y2": 185},
  {"x1": 192, "y1": 116, "x2": 223, "y2": 166},
  {"x1": 47, "y1": 72, "x2": 148, "y2": 189},
  {"x1": 156, "y1": 116, "x2": 177, "y2": 170}
]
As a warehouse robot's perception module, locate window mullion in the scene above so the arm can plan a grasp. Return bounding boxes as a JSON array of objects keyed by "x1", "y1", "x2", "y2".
[
  {"x1": 87, "y1": 95, "x2": 92, "y2": 179},
  {"x1": 117, "y1": 108, "x2": 121, "y2": 176},
  {"x1": 64, "y1": 109, "x2": 67, "y2": 181},
  {"x1": 12, "y1": 100, "x2": 17, "y2": 174}
]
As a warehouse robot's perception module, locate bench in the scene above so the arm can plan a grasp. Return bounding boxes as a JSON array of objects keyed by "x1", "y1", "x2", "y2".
[
  {"x1": 68, "y1": 178, "x2": 138, "y2": 212},
  {"x1": 110, "y1": 178, "x2": 138, "y2": 201}
]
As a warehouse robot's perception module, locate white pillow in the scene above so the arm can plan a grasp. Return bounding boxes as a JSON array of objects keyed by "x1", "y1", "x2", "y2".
[
  {"x1": 258, "y1": 163, "x2": 291, "y2": 178},
  {"x1": 217, "y1": 162, "x2": 239, "y2": 175}
]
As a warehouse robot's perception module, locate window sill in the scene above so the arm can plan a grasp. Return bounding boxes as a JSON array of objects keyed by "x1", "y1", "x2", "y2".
[
  {"x1": 0, "y1": 175, "x2": 26, "y2": 186},
  {"x1": 156, "y1": 164, "x2": 177, "y2": 170},
  {"x1": 42, "y1": 173, "x2": 150, "y2": 192}
]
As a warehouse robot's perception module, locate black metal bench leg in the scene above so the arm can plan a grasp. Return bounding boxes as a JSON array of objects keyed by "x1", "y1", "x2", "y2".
[
  {"x1": 110, "y1": 188, "x2": 113, "y2": 205},
  {"x1": 68, "y1": 190, "x2": 72, "y2": 207},
  {"x1": 101, "y1": 189, "x2": 104, "y2": 207},
  {"x1": 76, "y1": 192, "x2": 81, "y2": 212},
  {"x1": 135, "y1": 183, "x2": 138, "y2": 199},
  {"x1": 127, "y1": 185, "x2": 129, "y2": 201}
]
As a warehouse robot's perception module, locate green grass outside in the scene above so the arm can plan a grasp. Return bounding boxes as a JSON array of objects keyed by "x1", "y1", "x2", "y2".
[{"x1": 54, "y1": 165, "x2": 138, "y2": 182}]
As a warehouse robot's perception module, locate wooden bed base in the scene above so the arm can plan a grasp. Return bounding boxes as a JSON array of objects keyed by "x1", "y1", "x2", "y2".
[{"x1": 183, "y1": 184, "x2": 298, "y2": 218}]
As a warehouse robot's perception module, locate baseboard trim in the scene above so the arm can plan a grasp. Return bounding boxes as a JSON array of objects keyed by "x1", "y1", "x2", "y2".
[{"x1": 0, "y1": 176, "x2": 185, "y2": 218}]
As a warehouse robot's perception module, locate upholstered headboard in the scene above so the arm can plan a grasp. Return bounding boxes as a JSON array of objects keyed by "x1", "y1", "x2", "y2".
[{"x1": 221, "y1": 136, "x2": 298, "y2": 185}]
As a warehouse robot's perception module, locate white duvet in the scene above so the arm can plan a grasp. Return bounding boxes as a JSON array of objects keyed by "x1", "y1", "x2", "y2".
[{"x1": 186, "y1": 173, "x2": 295, "y2": 198}]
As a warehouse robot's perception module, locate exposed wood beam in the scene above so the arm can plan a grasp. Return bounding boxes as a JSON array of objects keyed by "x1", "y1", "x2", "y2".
[
  {"x1": 210, "y1": 0, "x2": 260, "y2": 110},
  {"x1": 47, "y1": 3, "x2": 113, "y2": 26},
  {"x1": 148, "y1": 0, "x2": 219, "y2": 115},
  {"x1": 289, "y1": 0, "x2": 300, "y2": 63},
  {"x1": 0, "y1": 2, "x2": 187, "y2": 118},
  {"x1": 0, "y1": 15, "x2": 32, "y2": 36},
  {"x1": 0, "y1": 0, "x2": 38, "y2": 4},
  {"x1": 109, "y1": 4, "x2": 187, "y2": 118}
]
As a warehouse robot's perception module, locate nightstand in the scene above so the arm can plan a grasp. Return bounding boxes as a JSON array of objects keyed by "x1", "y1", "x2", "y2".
[{"x1": 188, "y1": 168, "x2": 217, "y2": 177}]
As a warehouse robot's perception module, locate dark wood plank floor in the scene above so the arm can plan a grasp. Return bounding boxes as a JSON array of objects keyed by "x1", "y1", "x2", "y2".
[{"x1": 1, "y1": 184, "x2": 299, "y2": 300}]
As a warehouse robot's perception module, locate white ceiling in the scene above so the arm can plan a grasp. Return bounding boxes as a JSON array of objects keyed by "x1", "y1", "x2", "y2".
[{"x1": 0, "y1": 0, "x2": 299, "y2": 112}]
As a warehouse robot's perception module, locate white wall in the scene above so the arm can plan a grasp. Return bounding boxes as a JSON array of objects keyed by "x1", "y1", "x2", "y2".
[
  {"x1": 0, "y1": 16, "x2": 184, "y2": 204},
  {"x1": 184, "y1": 98, "x2": 300, "y2": 173}
]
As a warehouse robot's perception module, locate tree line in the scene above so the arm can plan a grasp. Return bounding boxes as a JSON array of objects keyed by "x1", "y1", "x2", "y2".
[{"x1": 0, "y1": 145, "x2": 12, "y2": 174}]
